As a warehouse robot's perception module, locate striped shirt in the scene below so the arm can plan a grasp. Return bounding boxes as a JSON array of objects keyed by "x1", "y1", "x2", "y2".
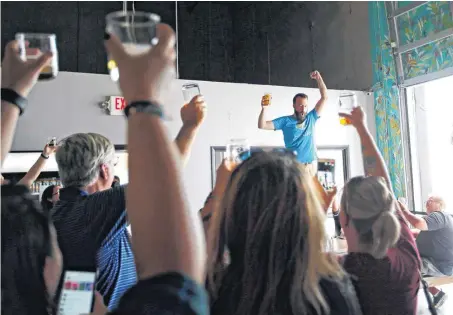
[{"x1": 52, "y1": 186, "x2": 137, "y2": 310}]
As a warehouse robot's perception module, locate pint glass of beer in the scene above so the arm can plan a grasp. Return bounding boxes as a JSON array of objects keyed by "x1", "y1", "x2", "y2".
[
  {"x1": 338, "y1": 92, "x2": 357, "y2": 125},
  {"x1": 261, "y1": 93, "x2": 272, "y2": 106},
  {"x1": 16, "y1": 33, "x2": 59, "y2": 80}
]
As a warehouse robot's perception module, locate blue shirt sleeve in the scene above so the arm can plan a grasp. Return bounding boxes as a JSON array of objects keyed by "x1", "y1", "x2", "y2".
[
  {"x1": 308, "y1": 109, "x2": 320, "y2": 121},
  {"x1": 424, "y1": 212, "x2": 448, "y2": 231},
  {"x1": 272, "y1": 116, "x2": 288, "y2": 130}
]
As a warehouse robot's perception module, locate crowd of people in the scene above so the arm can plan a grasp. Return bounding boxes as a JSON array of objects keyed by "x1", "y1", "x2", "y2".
[{"x1": 1, "y1": 22, "x2": 452, "y2": 315}]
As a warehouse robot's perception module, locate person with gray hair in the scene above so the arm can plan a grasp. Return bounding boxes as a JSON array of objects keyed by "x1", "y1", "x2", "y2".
[
  {"x1": 400, "y1": 194, "x2": 452, "y2": 307},
  {"x1": 338, "y1": 107, "x2": 421, "y2": 315},
  {"x1": 52, "y1": 96, "x2": 207, "y2": 309}
]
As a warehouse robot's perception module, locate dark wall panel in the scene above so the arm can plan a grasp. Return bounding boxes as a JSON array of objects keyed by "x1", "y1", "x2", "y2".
[
  {"x1": 231, "y1": 2, "x2": 271, "y2": 85},
  {"x1": 1, "y1": 1, "x2": 372, "y2": 90},
  {"x1": 177, "y1": 2, "x2": 234, "y2": 82},
  {"x1": 78, "y1": 1, "x2": 176, "y2": 74},
  {"x1": 1, "y1": 1, "x2": 79, "y2": 72},
  {"x1": 267, "y1": 2, "x2": 314, "y2": 88}
]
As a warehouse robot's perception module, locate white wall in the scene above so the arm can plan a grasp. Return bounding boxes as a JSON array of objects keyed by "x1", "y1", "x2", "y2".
[{"x1": 7, "y1": 71, "x2": 375, "y2": 211}]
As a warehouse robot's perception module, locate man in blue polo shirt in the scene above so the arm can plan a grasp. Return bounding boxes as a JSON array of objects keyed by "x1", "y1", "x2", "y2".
[
  {"x1": 258, "y1": 71, "x2": 328, "y2": 174},
  {"x1": 52, "y1": 95, "x2": 206, "y2": 310}
]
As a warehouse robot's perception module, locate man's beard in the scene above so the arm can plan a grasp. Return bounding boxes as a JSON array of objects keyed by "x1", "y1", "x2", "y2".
[{"x1": 295, "y1": 111, "x2": 306, "y2": 124}]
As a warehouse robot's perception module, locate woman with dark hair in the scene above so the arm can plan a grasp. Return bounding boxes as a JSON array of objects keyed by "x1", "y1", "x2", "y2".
[
  {"x1": 204, "y1": 152, "x2": 362, "y2": 315},
  {"x1": 40, "y1": 185, "x2": 60, "y2": 213},
  {"x1": 2, "y1": 184, "x2": 63, "y2": 315}
]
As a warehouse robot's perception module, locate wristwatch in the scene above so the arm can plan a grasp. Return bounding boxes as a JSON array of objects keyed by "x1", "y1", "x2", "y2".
[
  {"x1": 124, "y1": 101, "x2": 163, "y2": 118},
  {"x1": 1, "y1": 88, "x2": 28, "y2": 115}
]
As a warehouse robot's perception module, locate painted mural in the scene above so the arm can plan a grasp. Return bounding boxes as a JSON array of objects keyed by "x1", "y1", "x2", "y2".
[
  {"x1": 402, "y1": 34, "x2": 453, "y2": 79},
  {"x1": 397, "y1": 1, "x2": 453, "y2": 45},
  {"x1": 369, "y1": 1, "x2": 406, "y2": 197},
  {"x1": 369, "y1": 1, "x2": 453, "y2": 197},
  {"x1": 397, "y1": 1, "x2": 453, "y2": 80}
]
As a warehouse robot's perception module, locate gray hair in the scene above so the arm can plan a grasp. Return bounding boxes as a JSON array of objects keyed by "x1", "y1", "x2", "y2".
[
  {"x1": 341, "y1": 176, "x2": 401, "y2": 259},
  {"x1": 56, "y1": 133, "x2": 115, "y2": 187}
]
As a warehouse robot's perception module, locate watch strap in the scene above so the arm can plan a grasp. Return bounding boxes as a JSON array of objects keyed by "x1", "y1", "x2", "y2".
[
  {"x1": 124, "y1": 100, "x2": 163, "y2": 118},
  {"x1": 41, "y1": 153, "x2": 50, "y2": 159},
  {"x1": 1, "y1": 88, "x2": 28, "y2": 115}
]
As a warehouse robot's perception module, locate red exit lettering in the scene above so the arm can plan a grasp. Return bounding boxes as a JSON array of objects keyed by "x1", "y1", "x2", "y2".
[{"x1": 114, "y1": 97, "x2": 126, "y2": 110}]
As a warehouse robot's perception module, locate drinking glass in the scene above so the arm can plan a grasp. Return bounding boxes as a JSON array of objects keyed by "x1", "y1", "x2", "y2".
[
  {"x1": 338, "y1": 92, "x2": 357, "y2": 125},
  {"x1": 261, "y1": 93, "x2": 272, "y2": 106},
  {"x1": 182, "y1": 83, "x2": 201, "y2": 103},
  {"x1": 226, "y1": 139, "x2": 251, "y2": 164},
  {"x1": 47, "y1": 137, "x2": 57, "y2": 147},
  {"x1": 15, "y1": 33, "x2": 59, "y2": 80},
  {"x1": 105, "y1": 11, "x2": 161, "y2": 82}
]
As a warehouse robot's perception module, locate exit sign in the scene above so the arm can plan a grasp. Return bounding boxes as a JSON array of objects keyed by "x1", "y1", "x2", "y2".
[{"x1": 109, "y1": 96, "x2": 126, "y2": 115}]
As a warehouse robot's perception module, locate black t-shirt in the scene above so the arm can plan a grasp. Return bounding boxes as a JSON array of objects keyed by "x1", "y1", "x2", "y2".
[
  {"x1": 416, "y1": 211, "x2": 453, "y2": 275},
  {"x1": 111, "y1": 272, "x2": 208, "y2": 315},
  {"x1": 211, "y1": 274, "x2": 362, "y2": 315}
]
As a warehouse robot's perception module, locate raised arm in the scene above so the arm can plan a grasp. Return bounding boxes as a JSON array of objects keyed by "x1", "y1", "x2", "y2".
[
  {"x1": 1, "y1": 41, "x2": 51, "y2": 166},
  {"x1": 311, "y1": 71, "x2": 328, "y2": 115},
  {"x1": 199, "y1": 160, "x2": 236, "y2": 235},
  {"x1": 105, "y1": 25, "x2": 205, "y2": 283},
  {"x1": 258, "y1": 106, "x2": 275, "y2": 130},
  {"x1": 174, "y1": 95, "x2": 206, "y2": 165},
  {"x1": 18, "y1": 143, "x2": 57, "y2": 187},
  {"x1": 398, "y1": 201, "x2": 428, "y2": 230},
  {"x1": 340, "y1": 107, "x2": 392, "y2": 190}
]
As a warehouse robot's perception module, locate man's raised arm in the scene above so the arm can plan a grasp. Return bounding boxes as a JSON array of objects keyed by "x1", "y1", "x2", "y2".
[{"x1": 311, "y1": 71, "x2": 328, "y2": 115}]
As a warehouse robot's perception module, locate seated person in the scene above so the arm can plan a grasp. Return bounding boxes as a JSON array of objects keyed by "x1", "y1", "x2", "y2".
[{"x1": 400, "y1": 195, "x2": 452, "y2": 307}]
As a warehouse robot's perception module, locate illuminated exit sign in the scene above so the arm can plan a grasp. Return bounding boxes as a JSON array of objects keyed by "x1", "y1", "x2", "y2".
[{"x1": 109, "y1": 96, "x2": 126, "y2": 116}]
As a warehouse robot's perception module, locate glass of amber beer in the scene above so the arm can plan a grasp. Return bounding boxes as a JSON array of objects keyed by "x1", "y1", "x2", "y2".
[
  {"x1": 16, "y1": 33, "x2": 59, "y2": 80},
  {"x1": 338, "y1": 92, "x2": 357, "y2": 125},
  {"x1": 261, "y1": 93, "x2": 272, "y2": 106}
]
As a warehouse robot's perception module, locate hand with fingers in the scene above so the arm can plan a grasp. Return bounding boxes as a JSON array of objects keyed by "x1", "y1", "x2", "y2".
[
  {"x1": 181, "y1": 95, "x2": 207, "y2": 129},
  {"x1": 42, "y1": 142, "x2": 58, "y2": 157},
  {"x1": 103, "y1": 24, "x2": 176, "y2": 104},
  {"x1": 80, "y1": 292, "x2": 107, "y2": 315},
  {"x1": 1, "y1": 40, "x2": 53, "y2": 97},
  {"x1": 339, "y1": 106, "x2": 366, "y2": 129}
]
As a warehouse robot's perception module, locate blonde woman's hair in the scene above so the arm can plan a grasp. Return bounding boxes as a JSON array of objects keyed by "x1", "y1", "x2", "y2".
[
  {"x1": 341, "y1": 176, "x2": 401, "y2": 259},
  {"x1": 207, "y1": 151, "x2": 344, "y2": 315}
]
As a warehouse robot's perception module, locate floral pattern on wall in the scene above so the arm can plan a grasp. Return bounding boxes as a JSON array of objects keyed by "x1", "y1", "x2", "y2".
[
  {"x1": 369, "y1": 1, "x2": 406, "y2": 197},
  {"x1": 402, "y1": 34, "x2": 453, "y2": 79},
  {"x1": 369, "y1": 1, "x2": 453, "y2": 197},
  {"x1": 397, "y1": 1, "x2": 453, "y2": 46}
]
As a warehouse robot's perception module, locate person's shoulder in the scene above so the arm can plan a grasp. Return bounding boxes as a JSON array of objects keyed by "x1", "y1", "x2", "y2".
[
  {"x1": 87, "y1": 185, "x2": 126, "y2": 202},
  {"x1": 308, "y1": 109, "x2": 320, "y2": 119},
  {"x1": 319, "y1": 274, "x2": 363, "y2": 315},
  {"x1": 342, "y1": 252, "x2": 382, "y2": 273},
  {"x1": 274, "y1": 115, "x2": 293, "y2": 121},
  {"x1": 111, "y1": 272, "x2": 209, "y2": 315}
]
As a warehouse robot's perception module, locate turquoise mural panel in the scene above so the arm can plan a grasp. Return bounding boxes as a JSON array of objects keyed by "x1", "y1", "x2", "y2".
[
  {"x1": 397, "y1": 1, "x2": 453, "y2": 45},
  {"x1": 402, "y1": 34, "x2": 453, "y2": 79},
  {"x1": 369, "y1": 1, "x2": 406, "y2": 197}
]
